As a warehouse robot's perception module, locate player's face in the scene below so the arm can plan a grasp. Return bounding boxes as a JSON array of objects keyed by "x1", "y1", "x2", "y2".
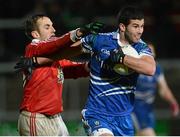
[
  {"x1": 36, "y1": 17, "x2": 56, "y2": 40},
  {"x1": 124, "y1": 19, "x2": 144, "y2": 44}
]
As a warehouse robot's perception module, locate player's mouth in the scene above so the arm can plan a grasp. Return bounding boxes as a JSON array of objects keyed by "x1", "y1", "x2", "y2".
[
  {"x1": 50, "y1": 34, "x2": 55, "y2": 38},
  {"x1": 135, "y1": 35, "x2": 141, "y2": 41}
]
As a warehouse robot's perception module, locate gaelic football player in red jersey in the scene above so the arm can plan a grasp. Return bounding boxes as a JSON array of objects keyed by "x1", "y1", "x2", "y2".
[{"x1": 17, "y1": 14, "x2": 103, "y2": 136}]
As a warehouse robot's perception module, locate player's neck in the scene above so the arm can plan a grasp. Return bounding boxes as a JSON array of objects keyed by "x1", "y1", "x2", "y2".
[
  {"x1": 119, "y1": 38, "x2": 130, "y2": 47},
  {"x1": 119, "y1": 34, "x2": 130, "y2": 46}
]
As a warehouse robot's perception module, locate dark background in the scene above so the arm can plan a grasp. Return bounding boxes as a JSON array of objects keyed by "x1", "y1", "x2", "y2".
[
  {"x1": 0, "y1": 0, "x2": 180, "y2": 135},
  {"x1": 0, "y1": 0, "x2": 180, "y2": 61}
]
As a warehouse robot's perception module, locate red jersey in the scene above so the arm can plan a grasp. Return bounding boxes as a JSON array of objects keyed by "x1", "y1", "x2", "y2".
[{"x1": 20, "y1": 33, "x2": 89, "y2": 115}]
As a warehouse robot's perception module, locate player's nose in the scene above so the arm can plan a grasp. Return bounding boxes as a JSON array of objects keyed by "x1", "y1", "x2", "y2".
[{"x1": 52, "y1": 27, "x2": 56, "y2": 33}]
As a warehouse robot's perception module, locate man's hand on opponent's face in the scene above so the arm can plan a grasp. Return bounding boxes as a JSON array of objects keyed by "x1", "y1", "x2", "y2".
[
  {"x1": 14, "y1": 56, "x2": 38, "y2": 74},
  {"x1": 79, "y1": 22, "x2": 105, "y2": 37}
]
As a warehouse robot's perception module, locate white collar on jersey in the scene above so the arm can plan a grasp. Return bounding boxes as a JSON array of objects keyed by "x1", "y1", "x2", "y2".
[
  {"x1": 32, "y1": 39, "x2": 40, "y2": 43},
  {"x1": 116, "y1": 32, "x2": 131, "y2": 48}
]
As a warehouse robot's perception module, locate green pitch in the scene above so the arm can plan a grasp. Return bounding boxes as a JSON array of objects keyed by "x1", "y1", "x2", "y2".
[{"x1": 0, "y1": 120, "x2": 170, "y2": 136}]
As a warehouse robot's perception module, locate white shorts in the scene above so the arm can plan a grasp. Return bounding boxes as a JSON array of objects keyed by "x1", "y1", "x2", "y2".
[{"x1": 18, "y1": 111, "x2": 69, "y2": 136}]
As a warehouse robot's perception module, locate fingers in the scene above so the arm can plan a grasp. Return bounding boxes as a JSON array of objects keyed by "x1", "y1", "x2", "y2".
[
  {"x1": 91, "y1": 22, "x2": 105, "y2": 34},
  {"x1": 94, "y1": 22, "x2": 105, "y2": 27},
  {"x1": 14, "y1": 56, "x2": 30, "y2": 73}
]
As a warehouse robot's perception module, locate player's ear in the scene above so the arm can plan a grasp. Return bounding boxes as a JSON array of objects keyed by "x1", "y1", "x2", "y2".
[
  {"x1": 119, "y1": 23, "x2": 126, "y2": 32},
  {"x1": 31, "y1": 31, "x2": 40, "y2": 39}
]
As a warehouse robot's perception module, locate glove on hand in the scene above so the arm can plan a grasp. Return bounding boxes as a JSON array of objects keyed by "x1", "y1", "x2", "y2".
[
  {"x1": 80, "y1": 22, "x2": 105, "y2": 36},
  {"x1": 170, "y1": 103, "x2": 179, "y2": 117},
  {"x1": 14, "y1": 56, "x2": 38, "y2": 73},
  {"x1": 109, "y1": 47, "x2": 125, "y2": 64}
]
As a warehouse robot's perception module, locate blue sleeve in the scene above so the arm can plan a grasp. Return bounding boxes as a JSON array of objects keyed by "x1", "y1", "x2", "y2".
[
  {"x1": 141, "y1": 43, "x2": 153, "y2": 56},
  {"x1": 81, "y1": 34, "x2": 98, "y2": 52},
  {"x1": 135, "y1": 41, "x2": 153, "y2": 56},
  {"x1": 156, "y1": 63, "x2": 163, "y2": 76}
]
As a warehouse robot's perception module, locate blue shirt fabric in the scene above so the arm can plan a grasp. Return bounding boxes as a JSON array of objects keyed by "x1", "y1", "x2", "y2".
[
  {"x1": 133, "y1": 64, "x2": 163, "y2": 129},
  {"x1": 81, "y1": 31, "x2": 153, "y2": 116},
  {"x1": 134, "y1": 64, "x2": 162, "y2": 106}
]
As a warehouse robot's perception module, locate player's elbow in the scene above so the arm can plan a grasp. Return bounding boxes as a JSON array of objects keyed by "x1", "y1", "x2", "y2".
[
  {"x1": 146, "y1": 64, "x2": 156, "y2": 76},
  {"x1": 148, "y1": 67, "x2": 155, "y2": 76},
  {"x1": 144, "y1": 58, "x2": 156, "y2": 76}
]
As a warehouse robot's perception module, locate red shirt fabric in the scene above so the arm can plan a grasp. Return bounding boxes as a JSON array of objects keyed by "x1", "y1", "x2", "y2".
[
  {"x1": 20, "y1": 33, "x2": 89, "y2": 115},
  {"x1": 25, "y1": 33, "x2": 73, "y2": 57}
]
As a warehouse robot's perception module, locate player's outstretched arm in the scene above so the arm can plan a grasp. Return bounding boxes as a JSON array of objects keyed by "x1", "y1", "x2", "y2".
[
  {"x1": 29, "y1": 22, "x2": 105, "y2": 56},
  {"x1": 14, "y1": 56, "x2": 53, "y2": 73},
  {"x1": 158, "y1": 74, "x2": 179, "y2": 117},
  {"x1": 14, "y1": 45, "x2": 85, "y2": 73},
  {"x1": 15, "y1": 22, "x2": 105, "y2": 73}
]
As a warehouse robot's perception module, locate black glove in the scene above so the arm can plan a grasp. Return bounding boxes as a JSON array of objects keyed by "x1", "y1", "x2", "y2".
[
  {"x1": 80, "y1": 22, "x2": 105, "y2": 36},
  {"x1": 14, "y1": 56, "x2": 38, "y2": 73},
  {"x1": 108, "y1": 47, "x2": 125, "y2": 64}
]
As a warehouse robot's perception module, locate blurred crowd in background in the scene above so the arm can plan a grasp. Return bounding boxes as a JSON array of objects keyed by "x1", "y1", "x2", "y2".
[{"x1": 0, "y1": 0, "x2": 180, "y2": 61}]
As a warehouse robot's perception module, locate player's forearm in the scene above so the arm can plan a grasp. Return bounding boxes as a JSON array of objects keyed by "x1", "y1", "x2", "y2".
[
  {"x1": 158, "y1": 78, "x2": 178, "y2": 104},
  {"x1": 70, "y1": 40, "x2": 82, "y2": 48},
  {"x1": 123, "y1": 55, "x2": 156, "y2": 75},
  {"x1": 35, "y1": 46, "x2": 83, "y2": 65},
  {"x1": 36, "y1": 57, "x2": 54, "y2": 65},
  {"x1": 45, "y1": 46, "x2": 83, "y2": 61},
  {"x1": 159, "y1": 88, "x2": 178, "y2": 104},
  {"x1": 159, "y1": 87, "x2": 179, "y2": 116},
  {"x1": 29, "y1": 33, "x2": 73, "y2": 56},
  {"x1": 29, "y1": 29, "x2": 82, "y2": 56}
]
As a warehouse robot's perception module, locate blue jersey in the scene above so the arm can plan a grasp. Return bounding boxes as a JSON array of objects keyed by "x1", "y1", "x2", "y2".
[
  {"x1": 132, "y1": 64, "x2": 163, "y2": 129},
  {"x1": 134, "y1": 64, "x2": 162, "y2": 106},
  {"x1": 81, "y1": 31, "x2": 153, "y2": 116}
]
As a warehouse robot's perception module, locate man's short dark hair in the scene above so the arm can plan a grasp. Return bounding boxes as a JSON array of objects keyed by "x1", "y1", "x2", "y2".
[
  {"x1": 24, "y1": 14, "x2": 48, "y2": 39},
  {"x1": 117, "y1": 5, "x2": 144, "y2": 26}
]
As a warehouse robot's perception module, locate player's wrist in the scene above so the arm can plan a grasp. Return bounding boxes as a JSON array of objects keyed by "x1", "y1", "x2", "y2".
[
  {"x1": 75, "y1": 28, "x2": 83, "y2": 38},
  {"x1": 70, "y1": 29, "x2": 82, "y2": 42},
  {"x1": 32, "y1": 57, "x2": 39, "y2": 67},
  {"x1": 170, "y1": 102, "x2": 179, "y2": 116},
  {"x1": 170, "y1": 102, "x2": 178, "y2": 110}
]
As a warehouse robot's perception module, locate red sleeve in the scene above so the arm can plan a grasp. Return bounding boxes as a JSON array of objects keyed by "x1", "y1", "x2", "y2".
[
  {"x1": 60, "y1": 60, "x2": 89, "y2": 79},
  {"x1": 25, "y1": 33, "x2": 73, "y2": 57}
]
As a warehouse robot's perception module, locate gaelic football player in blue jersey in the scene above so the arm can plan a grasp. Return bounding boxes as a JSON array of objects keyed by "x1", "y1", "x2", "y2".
[{"x1": 71, "y1": 5, "x2": 156, "y2": 136}]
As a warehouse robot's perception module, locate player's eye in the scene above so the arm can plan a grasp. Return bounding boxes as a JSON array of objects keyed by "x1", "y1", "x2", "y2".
[
  {"x1": 44, "y1": 24, "x2": 50, "y2": 30},
  {"x1": 45, "y1": 27, "x2": 49, "y2": 30},
  {"x1": 133, "y1": 25, "x2": 138, "y2": 28}
]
